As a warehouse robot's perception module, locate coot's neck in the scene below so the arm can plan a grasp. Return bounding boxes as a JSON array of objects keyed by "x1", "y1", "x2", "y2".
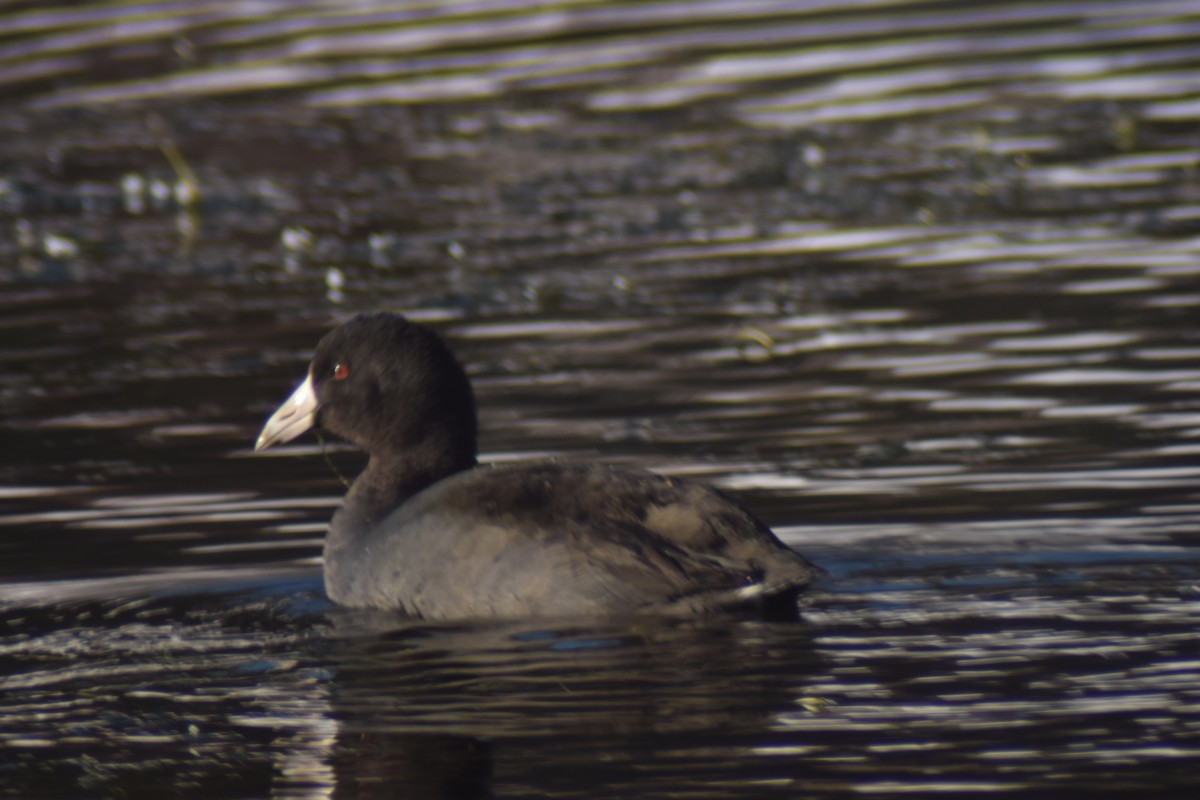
[{"x1": 340, "y1": 444, "x2": 477, "y2": 529}]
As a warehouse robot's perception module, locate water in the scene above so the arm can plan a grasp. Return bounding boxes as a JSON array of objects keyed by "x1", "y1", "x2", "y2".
[{"x1": 2, "y1": 0, "x2": 1200, "y2": 796}]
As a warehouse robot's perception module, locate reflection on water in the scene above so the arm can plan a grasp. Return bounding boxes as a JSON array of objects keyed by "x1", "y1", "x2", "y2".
[
  {"x1": 3, "y1": 574, "x2": 1199, "y2": 797},
  {"x1": 2, "y1": 0, "x2": 1200, "y2": 796}
]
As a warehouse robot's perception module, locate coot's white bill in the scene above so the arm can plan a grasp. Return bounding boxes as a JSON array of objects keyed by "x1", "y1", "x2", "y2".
[{"x1": 256, "y1": 370, "x2": 317, "y2": 451}]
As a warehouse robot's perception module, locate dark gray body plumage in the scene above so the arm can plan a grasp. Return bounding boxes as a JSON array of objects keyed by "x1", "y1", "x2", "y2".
[{"x1": 325, "y1": 461, "x2": 816, "y2": 619}]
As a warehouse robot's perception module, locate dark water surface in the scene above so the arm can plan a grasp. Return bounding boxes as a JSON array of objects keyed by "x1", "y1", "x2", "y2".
[{"x1": 3, "y1": 0, "x2": 1200, "y2": 797}]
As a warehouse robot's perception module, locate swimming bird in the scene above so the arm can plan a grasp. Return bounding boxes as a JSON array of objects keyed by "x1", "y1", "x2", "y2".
[{"x1": 256, "y1": 312, "x2": 817, "y2": 619}]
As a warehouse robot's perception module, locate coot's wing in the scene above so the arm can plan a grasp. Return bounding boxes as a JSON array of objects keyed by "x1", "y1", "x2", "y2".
[{"x1": 469, "y1": 461, "x2": 817, "y2": 614}]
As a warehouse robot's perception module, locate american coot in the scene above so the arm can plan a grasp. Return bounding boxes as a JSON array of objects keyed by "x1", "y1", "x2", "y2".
[{"x1": 256, "y1": 313, "x2": 818, "y2": 620}]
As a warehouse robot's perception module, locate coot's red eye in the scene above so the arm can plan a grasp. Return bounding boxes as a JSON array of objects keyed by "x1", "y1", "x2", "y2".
[{"x1": 332, "y1": 363, "x2": 349, "y2": 381}]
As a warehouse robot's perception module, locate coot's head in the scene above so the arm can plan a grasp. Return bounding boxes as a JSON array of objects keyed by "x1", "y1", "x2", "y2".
[{"x1": 256, "y1": 313, "x2": 477, "y2": 467}]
